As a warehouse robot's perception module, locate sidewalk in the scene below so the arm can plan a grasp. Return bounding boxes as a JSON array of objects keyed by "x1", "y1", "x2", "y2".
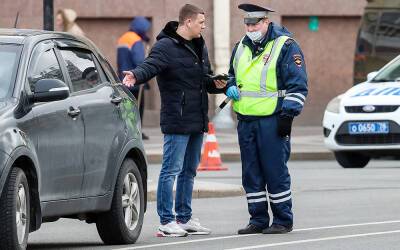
[
  {"x1": 142, "y1": 126, "x2": 333, "y2": 164},
  {"x1": 142, "y1": 126, "x2": 334, "y2": 201}
]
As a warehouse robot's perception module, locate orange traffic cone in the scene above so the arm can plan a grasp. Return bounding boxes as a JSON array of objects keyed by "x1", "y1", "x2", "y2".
[{"x1": 198, "y1": 122, "x2": 228, "y2": 171}]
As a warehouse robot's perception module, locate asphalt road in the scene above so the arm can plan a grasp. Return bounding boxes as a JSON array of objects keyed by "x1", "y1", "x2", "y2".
[{"x1": 28, "y1": 160, "x2": 400, "y2": 250}]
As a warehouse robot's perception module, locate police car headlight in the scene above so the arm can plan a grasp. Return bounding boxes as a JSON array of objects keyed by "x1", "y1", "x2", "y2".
[{"x1": 326, "y1": 96, "x2": 342, "y2": 113}]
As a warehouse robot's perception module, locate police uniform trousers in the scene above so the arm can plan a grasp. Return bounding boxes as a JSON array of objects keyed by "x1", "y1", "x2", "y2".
[{"x1": 237, "y1": 114, "x2": 293, "y2": 229}]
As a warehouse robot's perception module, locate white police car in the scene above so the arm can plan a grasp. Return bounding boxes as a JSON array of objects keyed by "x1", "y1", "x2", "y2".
[{"x1": 323, "y1": 55, "x2": 400, "y2": 168}]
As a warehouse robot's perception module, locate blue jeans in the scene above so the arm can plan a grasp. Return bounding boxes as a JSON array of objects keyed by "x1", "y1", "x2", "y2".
[{"x1": 157, "y1": 133, "x2": 204, "y2": 225}]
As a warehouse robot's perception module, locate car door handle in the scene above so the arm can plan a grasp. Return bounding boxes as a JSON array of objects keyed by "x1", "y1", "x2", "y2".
[
  {"x1": 111, "y1": 96, "x2": 123, "y2": 105},
  {"x1": 67, "y1": 107, "x2": 81, "y2": 117}
]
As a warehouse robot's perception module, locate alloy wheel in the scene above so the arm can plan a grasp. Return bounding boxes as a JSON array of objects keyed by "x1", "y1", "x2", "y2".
[
  {"x1": 16, "y1": 183, "x2": 27, "y2": 244},
  {"x1": 121, "y1": 173, "x2": 140, "y2": 230}
]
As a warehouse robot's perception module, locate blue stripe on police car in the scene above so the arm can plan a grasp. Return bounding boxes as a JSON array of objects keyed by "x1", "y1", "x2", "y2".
[{"x1": 352, "y1": 87, "x2": 400, "y2": 97}]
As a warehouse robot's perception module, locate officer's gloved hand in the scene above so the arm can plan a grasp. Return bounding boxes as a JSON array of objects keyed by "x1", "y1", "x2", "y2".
[
  {"x1": 226, "y1": 86, "x2": 240, "y2": 101},
  {"x1": 277, "y1": 114, "x2": 294, "y2": 137}
]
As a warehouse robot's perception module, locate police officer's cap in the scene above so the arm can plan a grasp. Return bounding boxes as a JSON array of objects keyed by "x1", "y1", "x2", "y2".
[{"x1": 238, "y1": 4, "x2": 275, "y2": 24}]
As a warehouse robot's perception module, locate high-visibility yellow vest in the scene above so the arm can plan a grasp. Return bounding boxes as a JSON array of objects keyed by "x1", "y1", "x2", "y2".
[{"x1": 232, "y1": 36, "x2": 290, "y2": 116}]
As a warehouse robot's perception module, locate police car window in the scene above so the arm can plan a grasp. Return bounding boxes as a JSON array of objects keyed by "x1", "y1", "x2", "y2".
[
  {"x1": 59, "y1": 49, "x2": 101, "y2": 92},
  {"x1": 27, "y1": 48, "x2": 64, "y2": 92},
  {"x1": 375, "y1": 12, "x2": 400, "y2": 54},
  {"x1": 373, "y1": 58, "x2": 400, "y2": 82}
]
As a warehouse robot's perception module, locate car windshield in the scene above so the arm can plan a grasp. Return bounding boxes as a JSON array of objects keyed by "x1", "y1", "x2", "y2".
[
  {"x1": 0, "y1": 44, "x2": 21, "y2": 99},
  {"x1": 371, "y1": 57, "x2": 400, "y2": 82}
]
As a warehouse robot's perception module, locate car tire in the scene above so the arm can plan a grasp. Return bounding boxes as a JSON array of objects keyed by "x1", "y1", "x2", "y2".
[
  {"x1": 0, "y1": 167, "x2": 30, "y2": 250},
  {"x1": 334, "y1": 151, "x2": 370, "y2": 168},
  {"x1": 96, "y1": 158, "x2": 144, "y2": 245}
]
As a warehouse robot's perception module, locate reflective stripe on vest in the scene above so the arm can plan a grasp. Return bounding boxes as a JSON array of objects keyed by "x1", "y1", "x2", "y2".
[
  {"x1": 232, "y1": 36, "x2": 290, "y2": 116},
  {"x1": 233, "y1": 38, "x2": 245, "y2": 77}
]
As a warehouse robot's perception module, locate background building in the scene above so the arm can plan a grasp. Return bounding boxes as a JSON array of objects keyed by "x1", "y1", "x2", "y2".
[{"x1": 0, "y1": 0, "x2": 367, "y2": 126}]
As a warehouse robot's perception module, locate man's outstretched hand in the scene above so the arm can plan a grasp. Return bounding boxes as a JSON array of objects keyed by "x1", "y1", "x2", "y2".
[{"x1": 122, "y1": 71, "x2": 136, "y2": 87}]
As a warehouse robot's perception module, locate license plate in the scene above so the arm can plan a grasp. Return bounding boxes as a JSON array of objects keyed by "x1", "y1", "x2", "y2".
[{"x1": 348, "y1": 122, "x2": 389, "y2": 134}]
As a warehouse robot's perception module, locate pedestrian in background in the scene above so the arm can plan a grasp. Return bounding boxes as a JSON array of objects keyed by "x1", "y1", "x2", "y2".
[
  {"x1": 55, "y1": 9, "x2": 85, "y2": 37},
  {"x1": 123, "y1": 4, "x2": 226, "y2": 237},
  {"x1": 226, "y1": 3, "x2": 308, "y2": 234},
  {"x1": 117, "y1": 17, "x2": 152, "y2": 140}
]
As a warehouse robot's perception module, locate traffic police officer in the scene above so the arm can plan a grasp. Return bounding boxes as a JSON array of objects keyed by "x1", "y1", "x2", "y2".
[{"x1": 226, "y1": 4, "x2": 308, "y2": 234}]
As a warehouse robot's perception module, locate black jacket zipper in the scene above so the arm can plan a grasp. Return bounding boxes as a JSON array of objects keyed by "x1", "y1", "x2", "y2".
[{"x1": 180, "y1": 91, "x2": 185, "y2": 116}]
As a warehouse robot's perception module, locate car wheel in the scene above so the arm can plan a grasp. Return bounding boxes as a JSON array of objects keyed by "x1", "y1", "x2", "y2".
[
  {"x1": 0, "y1": 167, "x2": 30, "y2": 250},
  {"x1": 334, "y1": 151, "x2": 370, "y2": 168},
  {"x1": 96, "y1": 158, "x2": 144, "y2": 245}
]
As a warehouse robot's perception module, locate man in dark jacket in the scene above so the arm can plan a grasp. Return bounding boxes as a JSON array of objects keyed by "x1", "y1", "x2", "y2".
[
  {"x1": 117, "y1": 16, "x2": 151, "y2": 139},
  {"x1": 123, "y1": 4, "x2": 226, "y2": 237}
]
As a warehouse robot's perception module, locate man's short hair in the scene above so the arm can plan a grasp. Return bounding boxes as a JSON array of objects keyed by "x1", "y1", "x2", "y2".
[{"x1": 179, "y1": 4, "x2": 204, "y2": 25}]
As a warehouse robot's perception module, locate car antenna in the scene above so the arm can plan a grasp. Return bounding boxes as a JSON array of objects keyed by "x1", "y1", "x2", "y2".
[{"x1": 14, "y1": 11, "x2": 20, "y2": 28}]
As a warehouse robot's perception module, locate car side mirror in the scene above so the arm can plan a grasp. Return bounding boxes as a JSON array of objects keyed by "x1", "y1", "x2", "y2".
[
  {"x1": 367, "y1": 71, "x2": 378, "y2": 81},
  {"x1": 33, "y1": 79, "x2": 70, "y2": 103}
]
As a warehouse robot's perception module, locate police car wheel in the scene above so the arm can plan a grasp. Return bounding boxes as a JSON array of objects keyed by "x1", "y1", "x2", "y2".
[
  {"x1": 96, "y1": 158, "x2": 144, "y2": 245},
  {"x1": 334, "y1": 151, "x2": 370, "y2": 168},
  {"x1": 0, "y1": 167, "x2": 30, "y2": 250}
]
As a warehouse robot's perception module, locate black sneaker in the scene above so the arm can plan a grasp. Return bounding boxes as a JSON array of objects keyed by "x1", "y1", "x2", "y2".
[
  {"x1": 238, "y1": 224, "x2": 263, "y2": 234},
  {"x1": 262, "y1": 224, "x2": 293, "y2": 234}
]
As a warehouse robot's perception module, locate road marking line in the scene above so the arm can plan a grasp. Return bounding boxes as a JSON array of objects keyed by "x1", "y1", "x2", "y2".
[
  {"x1": 294, "y1": 219, "x2": 400, "y2": 232},
  {"x1": 114, "y1": 234, "x2": 254, "y2": 250},
  {"x1": 113, "y1": 219, "x2": 400, "y2": 250},
  {"x1": 226, "y1": 229, "x2": 400, "y2": 250}
]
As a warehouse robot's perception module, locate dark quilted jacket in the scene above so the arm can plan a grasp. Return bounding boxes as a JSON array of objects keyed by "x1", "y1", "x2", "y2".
[{"x1": 132, "y1": 21, "x2": 224, "y2": 134}]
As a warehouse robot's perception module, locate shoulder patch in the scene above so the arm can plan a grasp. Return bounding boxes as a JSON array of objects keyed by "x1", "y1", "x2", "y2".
[
  {"x1": 284, "y1": 38, "x2": 295, "y2": 45},
  {"x1": 293, "y1": 54, "x2": 302, "y2": 67}
]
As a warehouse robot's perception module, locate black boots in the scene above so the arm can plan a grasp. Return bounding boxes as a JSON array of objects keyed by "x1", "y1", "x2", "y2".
[
  {"x1": 238, "y1": 223, "x2": 293, "y2": 235},
  {"x1": 262, "y1": 224, "x2": 293, "y2": 234},
  {"x1": 238, "y1": 224, "x2": 263, "y2": 234}
]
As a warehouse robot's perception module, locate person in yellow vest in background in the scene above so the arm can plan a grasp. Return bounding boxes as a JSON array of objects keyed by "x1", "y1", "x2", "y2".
[
  {"x1": 225, "y1": 4, "x2": 308, "y2": 235},
  {"x1": 117, "y1": 17, "x2": 151, "y2": 140}
]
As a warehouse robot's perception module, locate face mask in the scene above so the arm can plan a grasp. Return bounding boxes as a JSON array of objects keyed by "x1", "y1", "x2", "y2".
[{"x1": 246, "y1": 31, "x2": 263, "y2": 42}]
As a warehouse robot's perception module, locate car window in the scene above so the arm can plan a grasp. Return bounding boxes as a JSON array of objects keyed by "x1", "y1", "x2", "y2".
[
  {"x1": 59, "y1": 49, "x2": 101, "y2": 92},
  {"x1": 27, "y1": 48, "x2": 64, "y2": 92},
  {"x1": 373, "y1": 58, "x2": 400, "y2": 82},
  {"x1": 101, "y1": 57, "x2": 120, "y2": 83},
  {"x1": 0, "y1": 44, "x2": 21, "y2": 99},
  {"x1": 91, "y1": 55, "x2": 109, "y2": 83},
  {"x1": 357, "y1": 11, "x2": 379, "y2": 55},
  {"x1": 375, "y1": 12, "x2": 400, "y2": 54}
]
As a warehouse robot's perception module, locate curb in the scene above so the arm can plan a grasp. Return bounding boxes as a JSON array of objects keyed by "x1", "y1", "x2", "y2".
[
  {"x1": 290, "y1": 151, "x2": 334, "y2": 161},
  {"x1": 147, "y1": 182, "x2": 245, "y2": 202},
  {"x1": 146, "y1": 151, "x2": 334, "y2": 164},
  {"x1": 145, "y1": 152, "x2": 334, "y2": 201}
]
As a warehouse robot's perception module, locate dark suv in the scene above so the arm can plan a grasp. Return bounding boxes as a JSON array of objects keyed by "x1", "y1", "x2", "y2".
[{"x1": 0, "y1": 29, "x2": 147, "y2": 249}]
